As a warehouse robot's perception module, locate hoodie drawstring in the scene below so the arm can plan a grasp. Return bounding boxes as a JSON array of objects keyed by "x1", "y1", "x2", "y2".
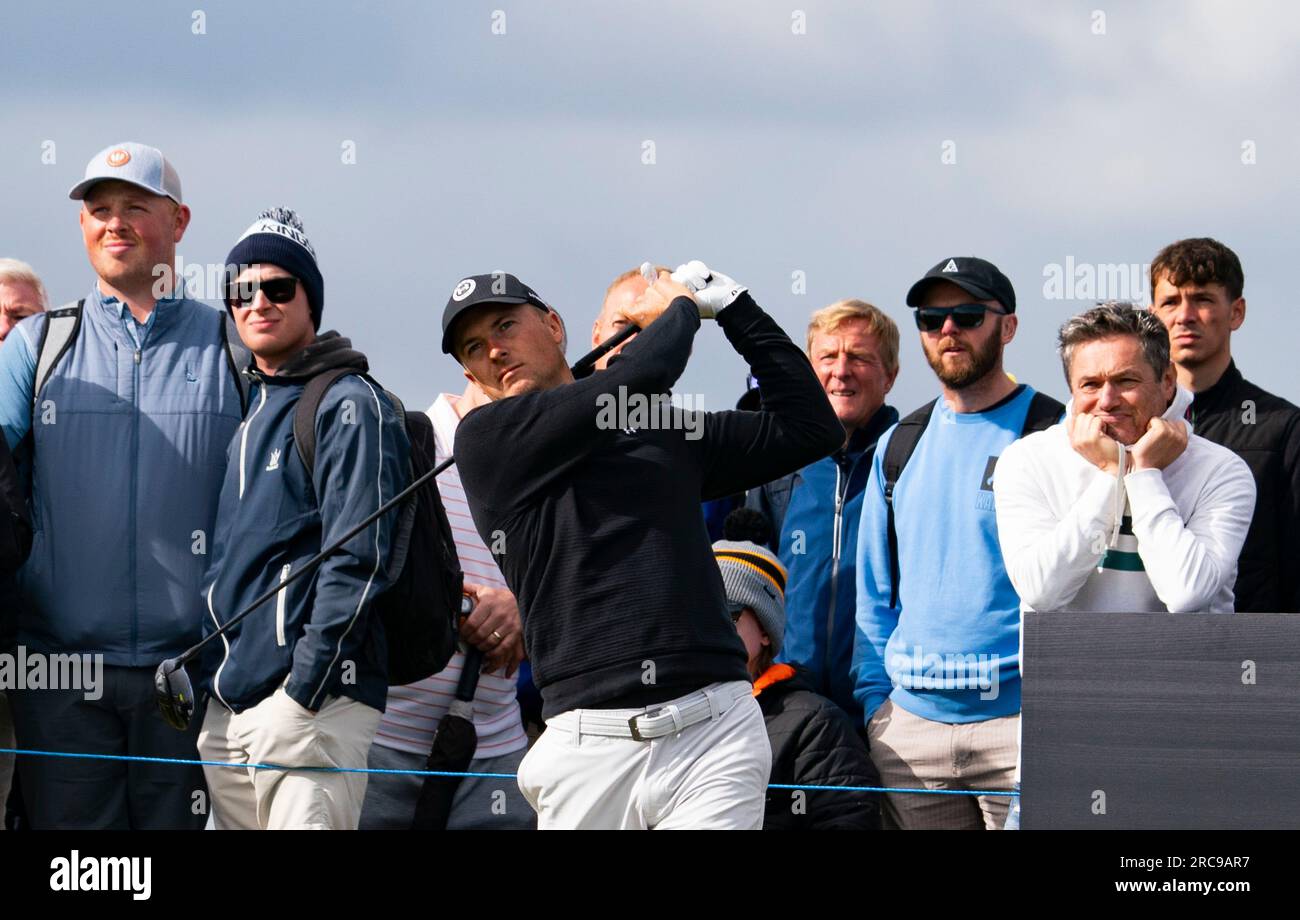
[{"x1": 1100, "y1": 439, "x2": 1127, "y2": 570}]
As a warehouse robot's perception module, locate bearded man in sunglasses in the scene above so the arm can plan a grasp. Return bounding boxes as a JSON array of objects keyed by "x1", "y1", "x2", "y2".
[
  {"x1": 195, "y1": 208, "x2": 408, "y2": 829},
  {"x1": 850, "y1": 256, "x2": 1064, "y2": 830}
]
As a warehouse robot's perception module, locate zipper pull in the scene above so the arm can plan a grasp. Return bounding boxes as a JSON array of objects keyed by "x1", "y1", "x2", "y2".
[{"x1": 134, "y1": 349, "x2": 141, "y2": 365}]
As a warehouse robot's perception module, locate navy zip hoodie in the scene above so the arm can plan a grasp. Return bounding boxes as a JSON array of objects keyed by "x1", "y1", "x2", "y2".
[{"x1": 200, "y1": 333, "x2": 410, "y2": 713}]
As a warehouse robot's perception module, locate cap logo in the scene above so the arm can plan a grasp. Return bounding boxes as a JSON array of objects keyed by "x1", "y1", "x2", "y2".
[
  {"x1": 106, "y1": 148, "x2": 131, "y2": 168},
  {"x1": 452, "y1": 278, "x2": 476, "y2": 301},
  {"x1": 942, "y1": 259, "x2": 959, "y2": 273}
]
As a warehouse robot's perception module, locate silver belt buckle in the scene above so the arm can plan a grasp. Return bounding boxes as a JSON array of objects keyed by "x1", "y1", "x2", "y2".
[{"x1": 628, "y1": 707, "x2": 662, "y2": 742}]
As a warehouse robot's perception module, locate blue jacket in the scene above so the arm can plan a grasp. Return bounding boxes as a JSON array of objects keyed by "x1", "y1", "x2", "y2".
[
  {"x1": 748, "y1": 404, "x2": 897, "y2": 717},
  {"x1": 200, "y1": 334, "x2": 409, "y2": 714},
  {"x1": 0, "y1": 288, "x2": 243, "y2": 665}
]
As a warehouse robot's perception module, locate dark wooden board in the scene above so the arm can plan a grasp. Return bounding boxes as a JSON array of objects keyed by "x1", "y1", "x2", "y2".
[{"x1": 1021, "y1": 611, "x2": 1300, "y2": 829}]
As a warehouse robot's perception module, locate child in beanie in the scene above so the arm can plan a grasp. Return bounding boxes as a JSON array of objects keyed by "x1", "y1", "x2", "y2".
[{"x1": 715, "y1": 509, "x2": 881, "y2": 830}]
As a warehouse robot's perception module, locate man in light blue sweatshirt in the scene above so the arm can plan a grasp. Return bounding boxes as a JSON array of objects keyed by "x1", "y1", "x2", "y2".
[{"x1": 851, "y1": 256, "x2": 1063, "y2": 830}]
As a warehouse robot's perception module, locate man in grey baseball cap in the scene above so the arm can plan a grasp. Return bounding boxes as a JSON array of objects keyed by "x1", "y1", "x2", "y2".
[
  {"x1": 0, "y1": 142, "x2": 245, "y2": 828},
  {"x1": 67, "y1": 141, "x2": 184, "y2": 204}
]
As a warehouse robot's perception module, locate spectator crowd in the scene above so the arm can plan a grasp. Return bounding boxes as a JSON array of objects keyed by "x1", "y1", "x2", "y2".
[{"x1": 0, "y1": 141, "x2": 1296, "y2": 831}]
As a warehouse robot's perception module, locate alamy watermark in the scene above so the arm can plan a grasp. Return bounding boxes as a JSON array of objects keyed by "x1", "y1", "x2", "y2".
[
  {"x1": 50, "y1": 850, "x2": 151, "y2": 900},
  {"x1": 1042, "y1": 257, "x2": 1151, "y2": 304},
  {"x1": 0, "y1": 646, "x2": 104, "y2": 700},
  {"x1": 888, "y1": 645, "x2": 1002, "y2": 700},
  {"x1": 595, "y1": 386, "x2": 705, "y2": 440},
  {"x1": 152, "y1": 257, "x2": 272, "y2": 302}
]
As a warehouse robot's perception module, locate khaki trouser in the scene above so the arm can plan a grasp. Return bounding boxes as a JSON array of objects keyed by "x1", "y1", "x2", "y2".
[
  {"x1": 867, "y1": 698, "x2": 1019, "y2": 830},
  {"x1": 198, "y1": 688, "x2": 380, "y2": 830}
]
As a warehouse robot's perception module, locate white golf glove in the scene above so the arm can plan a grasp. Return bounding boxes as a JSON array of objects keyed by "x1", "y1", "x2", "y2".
[
  {"x1": 671, "y1": 261, "x2": 746, "y2": 319},
  {"x1": 639, "y1": 260, "x2": 746, "y2": 320}
]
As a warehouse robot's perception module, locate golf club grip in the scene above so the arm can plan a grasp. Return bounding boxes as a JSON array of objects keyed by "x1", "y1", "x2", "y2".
[{"x1": 173, "y1": 327, "x2": 639, "y2": 666}]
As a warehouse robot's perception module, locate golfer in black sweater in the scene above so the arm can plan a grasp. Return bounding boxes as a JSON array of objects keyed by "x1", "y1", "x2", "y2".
[{"x1": 442, "y1": 263, "x2": 843, "y2": 828}]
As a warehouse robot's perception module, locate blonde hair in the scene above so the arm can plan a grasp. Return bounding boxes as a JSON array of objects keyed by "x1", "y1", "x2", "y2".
[
  {"x1": 603, "y1": 265, "x2": 671, "y2": 307},
  {"x1": 806, "y1": 299, "x2": 899, "y2": 375},
  {"x1": 0, "y1": 258, "x2": 49, "y2": 308}
]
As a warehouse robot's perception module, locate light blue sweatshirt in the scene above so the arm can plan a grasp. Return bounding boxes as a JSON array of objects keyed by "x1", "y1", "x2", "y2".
[{"x1": 852, "y1": 386, "x2": 1045, "y2": 724}]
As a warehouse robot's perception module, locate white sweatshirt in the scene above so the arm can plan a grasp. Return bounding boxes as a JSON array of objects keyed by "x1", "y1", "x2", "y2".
[{"x1": 993, "y1": 386, "x2": 1256, "y2": 614}]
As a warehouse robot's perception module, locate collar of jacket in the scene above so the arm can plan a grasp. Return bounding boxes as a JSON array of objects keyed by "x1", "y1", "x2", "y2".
[
  {"x1": 1190, "y1": 359, "x2": 1243, "y2": 413},
  {"x1": 752, "y1": 662, "x2": 797, "y2": 697},
  {"x1": 91, "y1": 284, "x2": 185, "y2": 336},
  {"x1": 838, "y1": 403, "x2": 899, "y2": 459},
  {"x1": 249, "y1": 330, "x2": 369, "y2": 386}
]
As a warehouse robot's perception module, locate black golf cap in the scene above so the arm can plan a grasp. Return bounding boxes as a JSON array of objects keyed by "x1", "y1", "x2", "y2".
[
  {"x1": 905, "y1": 256, "x2": 1017, "y2": 313},
  {"x1": 441, "y1": 272, "x2": 550, "y2": 356}
]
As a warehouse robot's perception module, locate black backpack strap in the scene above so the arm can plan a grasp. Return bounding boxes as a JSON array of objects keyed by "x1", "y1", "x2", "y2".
[
  {"x1": 32, "y1": 300, "x2": 84, "y2": 407},
  {"x1": 292, "y1": 367, "x2": 359, "y2": 476},
  {"x1": 382, "y1": 388, "x2": 407, "y2": 421},
  {"x1": 1020, "y1": 390, "x2": 1066, "y2": 436},
  {"x1": 221, "y1": 313, "x2": 252, "y2": 414},
  {"x1": 882, "y1": 399, "x2": 937, "y2": 610}
]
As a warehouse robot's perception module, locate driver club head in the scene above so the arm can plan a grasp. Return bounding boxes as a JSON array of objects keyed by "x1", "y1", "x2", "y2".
[{"x1": 155, "y1": 656, "x2": 195, "y2": 731}]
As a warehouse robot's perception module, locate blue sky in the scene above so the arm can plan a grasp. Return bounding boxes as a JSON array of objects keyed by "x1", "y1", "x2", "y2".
[{"x1": 3, "y1": 0, "x2": 1297, "y2": 412}]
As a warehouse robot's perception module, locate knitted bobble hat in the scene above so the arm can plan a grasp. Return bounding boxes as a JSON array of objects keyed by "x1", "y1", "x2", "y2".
[{"x1": 225, "y1": 207, "x2": 324, "y2": 328}]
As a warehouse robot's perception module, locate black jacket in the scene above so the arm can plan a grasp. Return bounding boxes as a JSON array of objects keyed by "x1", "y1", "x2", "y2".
[
  {"x1": 757, "y1": 664, "x2": 881, "y2": 830},
  {"x1": 0, "y1": 434, "x2": 30, "y2": 650},
  {"x1": 456, "y1": 294, "x2": 843, "y2": 718},
  {"x1": 1190, "y1": 361, "x2": 1300, "y2": 612}
]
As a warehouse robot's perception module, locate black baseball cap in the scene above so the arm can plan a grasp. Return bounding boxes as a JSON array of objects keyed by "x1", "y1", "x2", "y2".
[
  {"x1": 441, "y1": 272, "x2": 550, "y2": 355},
  {"x1": 905, "y1": 256, "x2": 1017, "y2": 313}
]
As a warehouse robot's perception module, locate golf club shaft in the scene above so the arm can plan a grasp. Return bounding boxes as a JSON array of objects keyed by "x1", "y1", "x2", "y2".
[
  {"x1": 169, "y1": 325, "x2": 640, "y2": 668},
  {"x1": 571, "y1": 323, "x2": 638, "y2": 376}
]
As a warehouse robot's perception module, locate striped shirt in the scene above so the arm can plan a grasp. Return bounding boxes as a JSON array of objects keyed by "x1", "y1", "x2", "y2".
[{"x1": 372, "y1": 393, "x2": 527, "y2": 759}]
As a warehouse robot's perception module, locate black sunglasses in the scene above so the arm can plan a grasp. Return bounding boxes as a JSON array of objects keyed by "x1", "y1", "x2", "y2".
[
  {"x1": 913, "y1": 303, "x2": 1006, "y2": 332},
  {"x1": 227, "y1": 276, "x2": 298, "y2": 309}
]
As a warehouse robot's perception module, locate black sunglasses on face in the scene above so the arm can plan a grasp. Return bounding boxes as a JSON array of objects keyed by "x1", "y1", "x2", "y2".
[
  {"x1": 913, "y1": 303, "x2": 1006, "y2": 332},
  {"x1": 227, "y1": 276, "x2": 298, "y2": 309}
]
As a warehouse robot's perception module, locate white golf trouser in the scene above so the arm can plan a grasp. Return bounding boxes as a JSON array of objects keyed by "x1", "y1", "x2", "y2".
[
  {"x1": 517, "y1": 680, "x2": 771, "y2": 829},
  {"x1": 198, "y1": 688, "x2": 381, "y2": 830}
]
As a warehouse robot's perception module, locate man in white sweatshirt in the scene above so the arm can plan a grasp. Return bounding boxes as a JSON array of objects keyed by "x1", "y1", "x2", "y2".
[{"x1": 994, "y1": 301, "x2": 1255, "y2": 615}]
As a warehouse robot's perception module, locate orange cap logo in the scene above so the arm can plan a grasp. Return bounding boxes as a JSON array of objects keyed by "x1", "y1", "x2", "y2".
[{"x1": 106, "y1": 148, "x2": 131, "y2": 167}]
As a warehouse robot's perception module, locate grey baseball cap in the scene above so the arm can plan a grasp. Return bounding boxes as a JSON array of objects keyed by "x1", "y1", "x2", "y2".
[{"x1": 68, "y1": 142, "x2": 183, "y2": 204}]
